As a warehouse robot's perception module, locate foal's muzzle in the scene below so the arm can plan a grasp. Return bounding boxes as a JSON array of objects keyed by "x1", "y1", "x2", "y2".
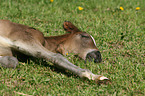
[{"x1": 86, "y1": 51, "x2": 102, "y2": 63}]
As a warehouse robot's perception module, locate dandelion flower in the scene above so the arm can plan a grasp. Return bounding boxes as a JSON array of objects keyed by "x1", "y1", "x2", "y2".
[
  {"x1": 66, "y1": 53, "x2": 68, "y2": 56},
  {"x1": 136, "y1": 7, "x2": 140, "y2": 10},
  {"x1": 120, "y1": 7, "x2": 124, "y2": 10},
  {"x1": 78, "y1": 6, "x2": 83, "y2": 10},
  {"x1": 50, "y1": 0, "x2": 53, "y2": 3}
]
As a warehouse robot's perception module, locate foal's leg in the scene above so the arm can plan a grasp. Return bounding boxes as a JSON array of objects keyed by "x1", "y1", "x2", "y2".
[
  {"x1": 0, "y1": 47, "x2": 19, "y2": 68},
  {"x1": 10, "y1": 39, "x2": 109, "y2": 82}
]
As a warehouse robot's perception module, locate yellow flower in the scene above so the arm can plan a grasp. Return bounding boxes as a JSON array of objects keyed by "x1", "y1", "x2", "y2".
[
  {"x1": 136, "y1": 7, "x2": 140, "y2": 10},
  {"x1": 50, "y1": 0, "x2": 53, "y2": 3},
  {"x1": 120, "y1": 7, "x2": 124, "y2": 10},
  {"x1": 66, "y1": 53, "x2": 68, "y2": 56},
  {"x1": 78, "y1": 6, "x2": 83, "y2": 10}
]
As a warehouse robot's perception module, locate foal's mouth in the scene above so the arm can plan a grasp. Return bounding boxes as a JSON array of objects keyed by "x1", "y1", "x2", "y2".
[{"x1": 86, "y1": 51, "x2": 102, "y2": 63}]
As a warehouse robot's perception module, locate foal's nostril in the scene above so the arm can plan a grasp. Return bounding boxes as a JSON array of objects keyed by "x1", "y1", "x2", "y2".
[
  {"x1": 86, "y1": 51, "x2": 102, "y2": 63},
  {"x1": 94, "y1": 51, "x2": 102, "y2": 63}
]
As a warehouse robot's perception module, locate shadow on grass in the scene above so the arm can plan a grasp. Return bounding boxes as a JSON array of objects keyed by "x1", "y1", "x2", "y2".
[{"x1": 15, "y1": 53, "x2": 78, "y2": 78}]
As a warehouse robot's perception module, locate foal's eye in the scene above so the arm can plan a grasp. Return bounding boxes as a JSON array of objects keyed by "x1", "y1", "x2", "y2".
[
  {"x1": 80, "y1": 33, "x2": 90, "y2": 38},
  {"x1": 81, "y1": 35, "x2": 90, "y2": 38}
]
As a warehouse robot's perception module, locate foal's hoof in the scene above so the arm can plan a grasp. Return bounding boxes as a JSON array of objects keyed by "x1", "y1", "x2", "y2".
[
  {"x1": 95, "y1": 76, "x2": 111, "y2": 85},
  {"x1": 0, "y1": 56, "x2": 19, "y2": 68}
]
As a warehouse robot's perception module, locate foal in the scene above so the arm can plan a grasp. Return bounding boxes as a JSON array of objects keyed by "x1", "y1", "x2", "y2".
[{"x1": 0, "y1": 20, "x2": 108, "y2": 83}]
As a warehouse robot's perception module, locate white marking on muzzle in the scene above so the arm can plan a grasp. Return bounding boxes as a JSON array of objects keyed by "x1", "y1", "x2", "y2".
[{"x1": 90, "y1": 35, "x2": 96, "y2": 46}]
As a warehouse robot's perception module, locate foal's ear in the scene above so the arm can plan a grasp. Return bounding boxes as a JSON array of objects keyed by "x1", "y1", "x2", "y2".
[{"x1": 63, "y1": 21, "x2": 81, "y2": 33}]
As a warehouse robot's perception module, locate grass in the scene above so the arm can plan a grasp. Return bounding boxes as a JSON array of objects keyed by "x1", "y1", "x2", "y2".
[{"x1": 0, "y1": 0, "x2": 145, "y2": 95}]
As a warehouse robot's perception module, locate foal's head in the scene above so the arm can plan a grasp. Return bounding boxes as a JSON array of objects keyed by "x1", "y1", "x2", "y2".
[{"x1": 59, "y1": 21, "x2": 102, "y2": 63}]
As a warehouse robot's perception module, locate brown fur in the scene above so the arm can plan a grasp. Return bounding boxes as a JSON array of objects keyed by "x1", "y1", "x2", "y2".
[{"x1": 0, "y1": 20, "x2": 109, "y2": 84}]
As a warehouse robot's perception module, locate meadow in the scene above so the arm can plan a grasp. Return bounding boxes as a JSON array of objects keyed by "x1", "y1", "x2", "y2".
[{"x1": 0, "y1": 0, "x2": 144, "y2": 95}]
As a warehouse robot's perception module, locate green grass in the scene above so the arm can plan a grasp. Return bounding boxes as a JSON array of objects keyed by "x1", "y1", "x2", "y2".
[{"x1": 0, "y1": 0, "x2": 145, "y2": 95}]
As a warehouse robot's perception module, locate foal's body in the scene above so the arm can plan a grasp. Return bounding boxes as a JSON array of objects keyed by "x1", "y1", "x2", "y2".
[{"x1": 0, "y1": 20, "x2": 108, "y2": 83}]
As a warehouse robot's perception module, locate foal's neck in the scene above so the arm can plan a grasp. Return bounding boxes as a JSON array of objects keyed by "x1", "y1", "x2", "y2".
[{"x1": 44, "y1": 33, "x2": 71, "y2": 52}]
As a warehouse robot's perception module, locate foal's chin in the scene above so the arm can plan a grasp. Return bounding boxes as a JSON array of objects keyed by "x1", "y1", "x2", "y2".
[{"x1": 85, "y1": 51, "x2": 102, "y2": 63}]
